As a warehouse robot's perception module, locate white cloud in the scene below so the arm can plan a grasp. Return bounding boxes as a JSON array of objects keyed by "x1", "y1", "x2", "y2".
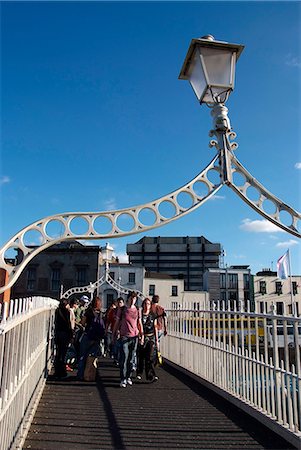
[
  {"x1": 209, "y1": 194, "x2": 226, "y2": 201},
  {"x1": 276, "y1": 239, "x2": 299, "y2": 248},
  {"x1": 240, "y1": 218, "x2": 282, "y2": 233},
  {"x1": 0, "y1": 175, "x2": 10, "y2": 185},
  {"x1": 104, "y1": 198, "x2": 117, "y2": 211},
  {"x1": 285, "y1": 54, "x2": 301, "y2": 68},
  {"x1": 295, "y1": 162, "x2": 301, "y2": 170}
]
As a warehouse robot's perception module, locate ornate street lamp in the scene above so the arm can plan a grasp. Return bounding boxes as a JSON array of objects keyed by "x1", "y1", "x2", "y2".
[
  {"x1": 100, "y1": 242, "x2": 114, "y2": 275},
  {"x1": 179, "y1": 34, "x2": 244, "y2": 105}
]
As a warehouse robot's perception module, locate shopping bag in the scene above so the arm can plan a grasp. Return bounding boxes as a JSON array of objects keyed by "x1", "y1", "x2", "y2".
[
  {"x1": 84, "y1": 355, "x2": 97, "y2": 381},
  {"x1": 156, "y1": 351, "x2": 163, "y2": 366}
]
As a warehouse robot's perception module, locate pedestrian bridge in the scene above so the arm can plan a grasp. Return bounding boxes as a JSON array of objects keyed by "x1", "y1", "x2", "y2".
[{"x1": 0, "y1": 297, "x2": 300, "y2": 450}]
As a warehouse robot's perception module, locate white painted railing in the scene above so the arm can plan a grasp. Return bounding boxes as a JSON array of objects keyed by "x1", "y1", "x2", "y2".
[
  {"x1": 0, "y1": 297, "x2": 58, "y2": 450},
  {"x1": 161, "y1": 302, "x2": 301, "y2": 449}
]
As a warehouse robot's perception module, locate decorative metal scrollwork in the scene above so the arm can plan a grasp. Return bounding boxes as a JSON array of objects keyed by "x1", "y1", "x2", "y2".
[{"x1": 61, "y1": 271, "x2": 144, "y2": 300}]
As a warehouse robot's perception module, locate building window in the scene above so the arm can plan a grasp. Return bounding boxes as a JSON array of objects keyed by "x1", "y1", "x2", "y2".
[
  {"x1": 109, "y1": 272, "x2": 115, "y2": 280},
  {"x1": 220, "y1": 291, "x2": 227, "y2": 302},
  {"x1": 27, "y1": 267, "x2": 36, "y2": 291},
  {"x1": 259, "y1": 281, "x2": 266, "y2": 295},
  {"x1": 107, "y1": 293, "x2": 114, "y2": 307},
  {"x1": 293, "y1": 282, "x2": 298, "y2": 295},
  {"x1": 51, "y1": 268, "x2": 61, "y2": 291},
  {"x1": 275, "y1": 281, "x2": 282, "y2": 295},
  {"x1": 171, "y1": 285, "x2": 178, "y2": 297},
  {"x1": 76, "y1": 268, "x2": 87, "y2": 286},
  {"x1": 243, "y1": 274, "x2": 250, "y2": 290},
  {"x1": 229, "y1": 291, "x2": 237, "y2": 301},
  {"x1": 228, "y1": 274, "x2": 238, "y2": 289},
  {"x1": 149, "y1": 284, "x2": 155, "y2": 296},
  {"x1": 276, "y1": 302, "x2": 284, "y2": 315},
  {"x1": 128, "y1": 272, "x2": 135, "y2": 284},
  {"x1": 220, "y1": 273, "x2": 226, "y2": 289}
]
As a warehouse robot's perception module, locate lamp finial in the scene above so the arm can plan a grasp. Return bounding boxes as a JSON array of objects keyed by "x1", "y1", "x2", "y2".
[{"x1": 201, "y1": 34, "x2": 215, "y2": 41}]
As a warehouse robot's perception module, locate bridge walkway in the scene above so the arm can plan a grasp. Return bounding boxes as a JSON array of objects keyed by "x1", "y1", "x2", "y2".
[{"x1": 24, "y1": 359, "x2": 294, "y2": 450}]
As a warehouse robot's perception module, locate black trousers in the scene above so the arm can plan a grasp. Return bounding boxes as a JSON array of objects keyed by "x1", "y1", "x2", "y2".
[
  {"x1": 137, "y1": 338, "x2": 156, "y2": 380},
  {"x1": 54, "y1": 331, "x2": 71, "y2": 377}
]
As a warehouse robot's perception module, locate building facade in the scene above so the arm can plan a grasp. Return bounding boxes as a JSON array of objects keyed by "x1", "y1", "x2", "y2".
[
  {"x1": 203, "y1": 265, "x2": 253, "y2": 310},
  {"x1": 98, "y1": 263, "x2": 145, "y2": 308},
  {"x1": 127, "y1": 236, "x2": 221, "y2": 291},
  {"x1": 12, "y1": 241, "x2": 100, "y2": 300},
  {"x1": 254, "y1": 269, "x2": 301, "y2": 315}
]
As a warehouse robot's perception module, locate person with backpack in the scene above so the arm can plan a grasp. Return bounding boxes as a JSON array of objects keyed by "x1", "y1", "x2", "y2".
[
  {"x1": 113, "y1": 291, "x2": 144, "y2": 388},
  {"x1": 77, "y1": 296, "x2": 105, "y2": 381}
]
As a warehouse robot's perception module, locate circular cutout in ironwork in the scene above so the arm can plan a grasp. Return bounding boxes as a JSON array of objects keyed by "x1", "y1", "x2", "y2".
[
  {"x1": 138, "y1": 208, "x2": 157, "y2": 226},
  {"x1": 93, "y1": 216, "x2": 113, "y2": 235},
  {"x1": 232, "y1": 170, "x2": 246, "y2": 187},
  {"x1": 279, "y1": 209, "x2": 293, "y2": 227},
  {"x1": 206, "y1": 168, "x2": 221, "y2": 186},
  {"x1": 177, "y1": 191, "x2": 194, "y2": 209},
  {"x1": 246, "y1": 186, "x2": 260, "y2": 203},
  {"x1": 23, "y1": 229, "x2": 44, "y2": 247},
  {"x1": 70, "y1": 217, "x2": 89, "y2": 236},
  {"x1": 158, "y1": 200, "x2": 176, "y2": 219},
  {"x1": 4, "y1": 247, "x2": 23, "y2": 266},
  {"x1": 192, "y1": 181, "x2": 209, "y2": 198},
  {"x1": 45, "y1": 219, "x2": 66, "y2": 239},
  {"x1": 116, "y1": 213, "x2": 135, "y2": 232},
  {"x1": 263, "y1": 199, "x2": 277, "y2": 215}
]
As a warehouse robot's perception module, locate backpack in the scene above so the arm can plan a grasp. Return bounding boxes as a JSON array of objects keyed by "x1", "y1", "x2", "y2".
[{"x1": 87, "y1": 311, "x2": 105, "y2": 341}]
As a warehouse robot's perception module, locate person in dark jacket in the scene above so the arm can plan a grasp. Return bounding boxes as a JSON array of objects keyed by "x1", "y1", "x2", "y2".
[{"x1": 54, "y1": 299, "x2": 73, "y2": 378}]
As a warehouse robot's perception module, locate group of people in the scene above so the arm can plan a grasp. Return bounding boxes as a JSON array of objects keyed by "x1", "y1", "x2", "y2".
[{"x1": 53, "y1": 291, "x2": 167, "y2": 388}]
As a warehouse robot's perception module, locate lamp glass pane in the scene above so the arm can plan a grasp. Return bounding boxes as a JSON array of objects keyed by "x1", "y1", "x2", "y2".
[
  {"x1": 187, "y1": 49, "x2": 207, "y2": 101},
  {"x1": 201, "y1": 47, "x2": 234, "y2": 86}
]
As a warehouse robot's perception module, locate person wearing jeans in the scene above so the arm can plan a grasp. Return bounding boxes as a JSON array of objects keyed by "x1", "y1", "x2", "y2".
[{"x1": 113, "y1": 291, "x2": 144, "y2": 388}]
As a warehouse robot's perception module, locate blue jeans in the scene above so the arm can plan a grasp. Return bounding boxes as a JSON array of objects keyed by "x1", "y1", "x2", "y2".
[{"x1": 119, "y1": 336, "x2": 138, "y2": 381}]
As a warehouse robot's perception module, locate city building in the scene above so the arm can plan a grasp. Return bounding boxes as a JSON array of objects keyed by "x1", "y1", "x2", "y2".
[
  {"x1": 144, "y1": 272, "x2": 208, "y2": 310},
  {"x1": 203, "y1": 265, "x2": 253, "y2": 310},
  {"x1": 12, "y1": 241, "x2": 100, "y2": 300},
  {"x1": 98, "y1": 263, "x2": 145, "y2": 307},
  {"x1": 254, "y1": 269, "x2": 301, "y2": 315},
  {"x1": 127, "y1": 236, "x2": 221, "y2": 291}
]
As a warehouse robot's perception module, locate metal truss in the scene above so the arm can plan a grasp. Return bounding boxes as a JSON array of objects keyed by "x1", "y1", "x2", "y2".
[
  {"x1": 61, "y1": 270, "x2": 145, "y2": 301},
  {"x1": 1, "y1": 103, "x2": 300, "y2": 294}
]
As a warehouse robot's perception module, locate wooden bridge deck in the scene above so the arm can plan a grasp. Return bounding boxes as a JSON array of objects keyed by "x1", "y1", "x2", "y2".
[{"x1": 24, "y1": 359, "x2": 294, "y2": 450}]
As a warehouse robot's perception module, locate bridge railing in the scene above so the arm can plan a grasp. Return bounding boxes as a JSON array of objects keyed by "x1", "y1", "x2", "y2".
[
  {"x1": 0, "y1": 297, "x2": 58, "y2": 450},
  {"x1": 161, "y1": 302, "x2": 301, "y2": 449}
]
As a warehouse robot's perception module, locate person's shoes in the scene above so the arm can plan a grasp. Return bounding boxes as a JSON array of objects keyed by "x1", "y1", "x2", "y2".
[
  {"x1": 136, "y1": 375, "x2": 142, "y2": 381},
  {"x1": 149, "y1": 376, "x2": 159, "y2": 382},
  {"x1": 127, "y1": 378, "x2": 133, "y2": 386},
  {"x1": 120, "y1": 379, "x2": 127, "y2": 388}
]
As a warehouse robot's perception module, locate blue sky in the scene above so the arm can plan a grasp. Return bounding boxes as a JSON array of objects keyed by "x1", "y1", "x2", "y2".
[{"x1": 1, "y1": 1, "x2": 301, "y2": 276}]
